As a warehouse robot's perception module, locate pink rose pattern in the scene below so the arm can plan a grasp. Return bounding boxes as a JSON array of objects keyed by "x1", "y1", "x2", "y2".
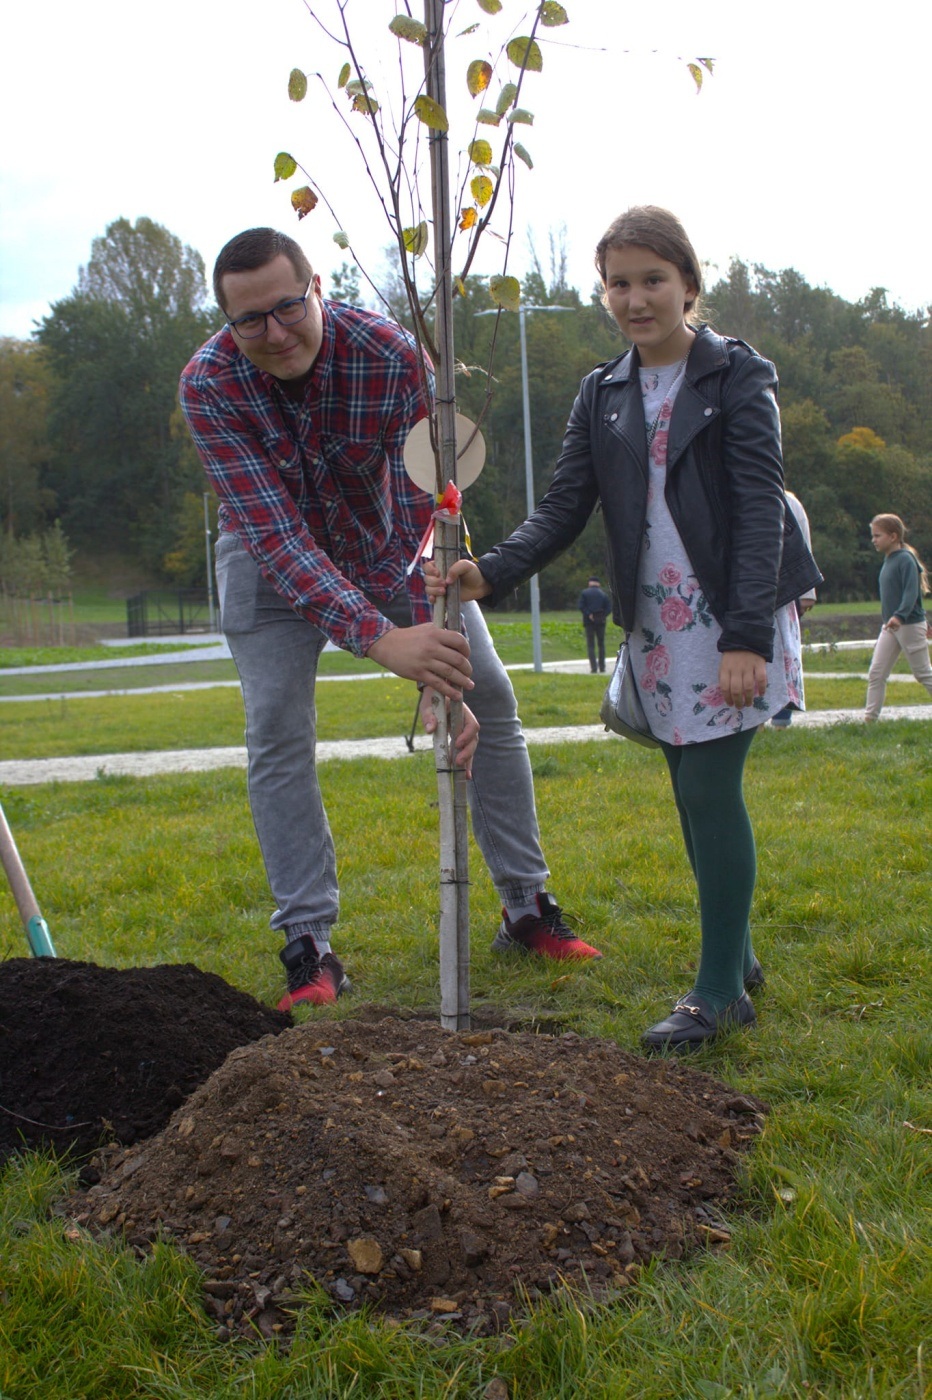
[{"x1": 634, "y1": 371, "x2": 804, "y2": 744}]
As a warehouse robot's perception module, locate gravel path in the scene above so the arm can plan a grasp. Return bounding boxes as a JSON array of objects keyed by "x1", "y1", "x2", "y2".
[{"x1": 1, "y1": 706, "x2": 929, "y2": 786}]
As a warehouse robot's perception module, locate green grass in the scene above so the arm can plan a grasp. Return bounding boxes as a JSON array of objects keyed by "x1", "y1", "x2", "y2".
[{"x1": 1, "y1": 710, "x2": 931, "y2": 1396}]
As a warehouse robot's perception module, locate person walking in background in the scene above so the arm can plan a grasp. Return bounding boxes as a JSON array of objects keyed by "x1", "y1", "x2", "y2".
[
  {"x1": 427, "y1": 206, "x2": 821, "y2": 1053},
  {"x1": 770, "y1": 490, "x2": 818, "y2": 728},
  {"x1": 179, "y1": 228, "x2": 603, "y2": 1013},
  {"x1": 578, "y1": 575, "x2": 612, "y2": 672},
  {"x1": 864, "y1": 513, "x2": 932, "y2": 720}
]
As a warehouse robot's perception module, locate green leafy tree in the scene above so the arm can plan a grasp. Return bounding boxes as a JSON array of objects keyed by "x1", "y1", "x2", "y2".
[
  {"x1": 0, "y1": 339, "x2": 52, "y2": 536},
  {"x1": 37, "y1": 218, "x2": 219, "y2": 571}
]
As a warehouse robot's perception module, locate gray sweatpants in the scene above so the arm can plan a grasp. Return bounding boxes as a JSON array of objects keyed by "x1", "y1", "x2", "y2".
[{"x1": 215, "y1": 533, "x2": 549, "y2": 938}]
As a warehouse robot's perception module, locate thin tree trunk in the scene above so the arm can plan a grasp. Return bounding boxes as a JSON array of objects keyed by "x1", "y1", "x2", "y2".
[{"x1": 425, "y1": 0, "x2": 470, "y2": 1030}]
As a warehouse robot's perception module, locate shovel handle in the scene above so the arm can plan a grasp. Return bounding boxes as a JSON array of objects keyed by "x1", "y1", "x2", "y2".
[{"x1": 0, "y1": 804, "x2": 56, "y2": 956}]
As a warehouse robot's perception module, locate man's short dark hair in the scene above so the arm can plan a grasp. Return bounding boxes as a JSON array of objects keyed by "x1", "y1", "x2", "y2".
[
  {"x1": 213, "y1": 228, "x2": 314, "y2": 311},
  {"x1": 588, "y1": 576, "x2": 600, "y2": 585}
]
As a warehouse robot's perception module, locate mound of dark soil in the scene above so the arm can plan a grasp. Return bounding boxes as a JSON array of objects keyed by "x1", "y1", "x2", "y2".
[
  {"x1": 65, "y1": 1016, "x2": 767, "y2": 1338},
  {"x1": 0, "y1": 959, "x2": 291, "y2": 1161}
]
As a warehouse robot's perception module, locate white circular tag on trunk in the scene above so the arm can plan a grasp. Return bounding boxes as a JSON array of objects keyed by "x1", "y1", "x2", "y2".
[{"x1": 403, "y1": 414, "x2": 485, "y2": 492}]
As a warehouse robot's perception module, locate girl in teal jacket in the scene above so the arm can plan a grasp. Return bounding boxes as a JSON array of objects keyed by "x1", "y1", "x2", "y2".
[{"x1": 865, "y1": 513, "x2": 932, "y2": 719}]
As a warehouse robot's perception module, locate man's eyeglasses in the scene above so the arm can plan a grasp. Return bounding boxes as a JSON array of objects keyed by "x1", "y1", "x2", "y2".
[{"x1": 227, "y1": 287, "x2": 311, "y2": 340}]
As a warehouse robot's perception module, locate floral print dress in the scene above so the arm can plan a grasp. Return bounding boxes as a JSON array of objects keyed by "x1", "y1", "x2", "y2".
[{"x1": 632, "y1": 361, "x2": 804, "y2": 747}]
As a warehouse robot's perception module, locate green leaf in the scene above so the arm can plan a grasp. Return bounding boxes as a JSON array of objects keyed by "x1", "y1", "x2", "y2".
[
  {"x1": 388, "y1": 14, "x2": 427, "y2": 45},
  {"x1": 337, "y1": 62, "x2": 351, "y2": 88},
  {"x1": 288, "y1": 68, "x2": 307, "y2": 102},
  {"x1": 489, "y1": 274, "x2": 521, "y2": 312},
  {"x1": 513, "y1": 142, "x2": 533, "y2": 169},
  {"x1": 495, "y1": 83, "x2": 518, "y2": 115},
  {"x1": 468, "y1": 138, "x2": 493, "y2": 166},
  {"x1": 345, "y1": 78, "x2": 373, "y2": 97},
  {"x1": 471, "y1": 174, "x2": 494, "y2": 207},
  {"x1": 333, "y1": 231, "x2": 350, "y2": 250},
  {"x1": 458, "y1": 23, "x2": 480, "y2": 35},
  {"x1": 476, "y1": 0, "x2": 502, "y2": 12},
  {"x1": 413, "y1": 94, "x2": 449, "y2": 132},
  {"x1": 539, "y1": 1, "x2": 568, "y2": 25},
  {"x1": 273, "y1": 152, "x2": 297, "y2": 183},
  {"x1": 291, "y1": 186, "x2": 317, "y2": 220},
  {"x1": 476, "y1": 108, "x2": 502, "y2": 126},
  {"x1": 507, "y1": 108, "x2": 534, "y2": 125},
  {"x1": 467, "y1": 59, "x2": 493, "y2": 96},
  {"x1": 403, "y1": 221, "x2": 430, "y2": 257},
  {"x1": 506, "y1": 37, "x2": 543, "y2": 72},
  {"x1": 698, "y1": 56, "x2": 715, "y2": 74}
]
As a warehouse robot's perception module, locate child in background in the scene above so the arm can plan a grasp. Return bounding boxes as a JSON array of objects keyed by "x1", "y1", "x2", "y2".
[
  {"x1": 864, "y1": 514, "x2": 932, "y2": 720},
  {"x1": 426, "y1": 206, "x2": 820, "y2": 1052}
]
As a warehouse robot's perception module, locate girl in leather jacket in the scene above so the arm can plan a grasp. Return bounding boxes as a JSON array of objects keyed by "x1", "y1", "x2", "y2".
[{"x1": 426, "y1": 206, "x2": 822, "y2": 1054}]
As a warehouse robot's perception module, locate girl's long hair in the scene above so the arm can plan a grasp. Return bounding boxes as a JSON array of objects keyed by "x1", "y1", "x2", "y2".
[{"x1": 871, "y1": 514, "x2": 931, "y2": 595}]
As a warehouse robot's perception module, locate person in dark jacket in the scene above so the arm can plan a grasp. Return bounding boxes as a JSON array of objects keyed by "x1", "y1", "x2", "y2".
[
  {"x1": 578, "y1": 576, "x2": 612, "y2": 672},
  {"x1": 426, "y1": 206, "x2": 821, "y2": 1053}
]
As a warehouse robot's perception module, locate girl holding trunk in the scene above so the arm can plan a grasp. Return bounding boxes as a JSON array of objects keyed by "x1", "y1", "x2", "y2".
[{"x1": 426, "y1": 206, "x2": 820, "y2": 1052}]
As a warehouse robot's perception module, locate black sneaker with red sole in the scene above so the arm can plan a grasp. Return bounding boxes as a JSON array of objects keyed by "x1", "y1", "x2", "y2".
[{"x1": 277, "y1": 936, "x2": 351, "y2": 1011}]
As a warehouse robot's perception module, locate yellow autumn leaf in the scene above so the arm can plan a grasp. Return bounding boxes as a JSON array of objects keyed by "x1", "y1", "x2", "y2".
[
  {"x1": 467, "y1": 59, "x2": 492, "y2": 96},
  {"x1": 539, "y1": 1, "x2": 568, "y2": 25},
  {"x1": 489, "y1": 275, "x2": 521, "y2": 312},
  {"x1": 496, "y1": 82, "x2": 518, "y2": 115},
  {"x1": 506, "y1": 37, "x2": 542, "y2": 72},
  {"x1": 273, "y1": 152, "x2": 297, "y2": 183},
  {"x1": 337, "y1": 63, "x2": 350, "y2": 88},
  {"x1": 476, "y1": 108, "x2": 502, "y2": 126},
  {"x1": 453, "y1": 277, "x2": 467, "y2": 298},
  {"x1": 388, "y1": 14, "x2": 427, "y2": 45},
  {"x1": 687, "y1": 62, "x2": 703, "y2": 93},
  {"x1": 476, "y1": 0, "x2": 502, "y2": 12},
  {"x1": 471, "y1": 174, "x2": 494, "y2": 207},
  {"x1": 291, "y1": 186, "x2": 318, "y2": 219},
  {"x1": 414, "y1": 94, "x2": 449, "y2": 132},
  {"x1": 468, "y1": 139, "x2": 493, "y2": 166},
  {"x1": 403, "y1": 221, "x2": 430, "y2": 257},
  {"x1": 352, "y1": 93, "x2": 379, "y2": 116},
  {"x1": 459, "y1": 206, "x2": 478, "y2": 231}
]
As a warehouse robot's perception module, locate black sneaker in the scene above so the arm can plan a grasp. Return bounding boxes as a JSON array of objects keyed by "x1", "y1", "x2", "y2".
[
  {"x1": 491, "y1": 893, "x2": 603, "y2": 961},
  {"x1": 277, "y1": 936, "x2": 351, "y2": 1011}
]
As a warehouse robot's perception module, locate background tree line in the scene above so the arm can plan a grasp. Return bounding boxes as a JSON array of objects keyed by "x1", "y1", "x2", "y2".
[{"x1": 2, "y1": 216, "x2": 929, "y2": 610}]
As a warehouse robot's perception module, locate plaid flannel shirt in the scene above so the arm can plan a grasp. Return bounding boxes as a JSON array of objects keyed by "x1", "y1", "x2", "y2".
[{"x1": 179, "y1": 299, "x2": 435, "y2": 656}]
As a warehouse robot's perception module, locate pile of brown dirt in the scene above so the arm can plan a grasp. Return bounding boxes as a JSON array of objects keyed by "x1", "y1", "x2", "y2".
[
  {"x1": 0, "y1": 959, "x2": 291, "y2": 1161},
  {"x1": 64, "y1": 1014, "x2": 767, "y2": 1338}
]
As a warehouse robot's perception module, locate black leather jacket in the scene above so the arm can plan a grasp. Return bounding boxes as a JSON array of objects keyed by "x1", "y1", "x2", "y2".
[{"x1": 477, "y1": 326, "x2": 822, "y2": 660}]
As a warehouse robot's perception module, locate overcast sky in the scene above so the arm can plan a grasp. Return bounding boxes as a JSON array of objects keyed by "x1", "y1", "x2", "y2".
[{"x1": 2, "y1": 0, "x2": 930, "y2": 339}]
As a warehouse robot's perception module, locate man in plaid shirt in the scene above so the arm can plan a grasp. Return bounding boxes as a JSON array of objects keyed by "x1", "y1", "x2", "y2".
[{"x1": 180, "y1": 228, "x2": 602, "y2": 1009}]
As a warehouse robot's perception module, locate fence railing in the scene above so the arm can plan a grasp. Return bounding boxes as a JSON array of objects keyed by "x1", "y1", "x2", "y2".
[{"x1": 126, "y1": 590, "x2": 213, "y2": 638}]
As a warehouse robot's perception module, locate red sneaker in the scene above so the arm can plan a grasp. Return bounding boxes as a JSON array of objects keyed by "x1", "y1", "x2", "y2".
[
  {"x1": 277, "y1": 937, "x2": 351, "y2": 1011},
  {"x1": 491, "y1": 894, "x2": 603, "y2": 961}
]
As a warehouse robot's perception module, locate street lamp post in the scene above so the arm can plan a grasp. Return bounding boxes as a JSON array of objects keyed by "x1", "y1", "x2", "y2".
[{"x1": 477, "y1": 303, "x2": 575, "y2": 671}]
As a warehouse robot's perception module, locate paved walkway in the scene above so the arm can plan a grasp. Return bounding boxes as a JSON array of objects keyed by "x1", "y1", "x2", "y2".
[{"x1": 0, "y1": 705, "x2": 929, "y2": 786}]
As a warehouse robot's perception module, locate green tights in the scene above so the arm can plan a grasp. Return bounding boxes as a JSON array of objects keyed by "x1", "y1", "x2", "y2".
[{"x1": 659, "y1": 725, "x2": 758, "y2": 1009}]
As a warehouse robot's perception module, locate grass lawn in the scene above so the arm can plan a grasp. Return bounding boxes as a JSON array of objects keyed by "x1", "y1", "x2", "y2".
[{"x1": 0, "y1": 682, "x2": 930, "y2": 1394}]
